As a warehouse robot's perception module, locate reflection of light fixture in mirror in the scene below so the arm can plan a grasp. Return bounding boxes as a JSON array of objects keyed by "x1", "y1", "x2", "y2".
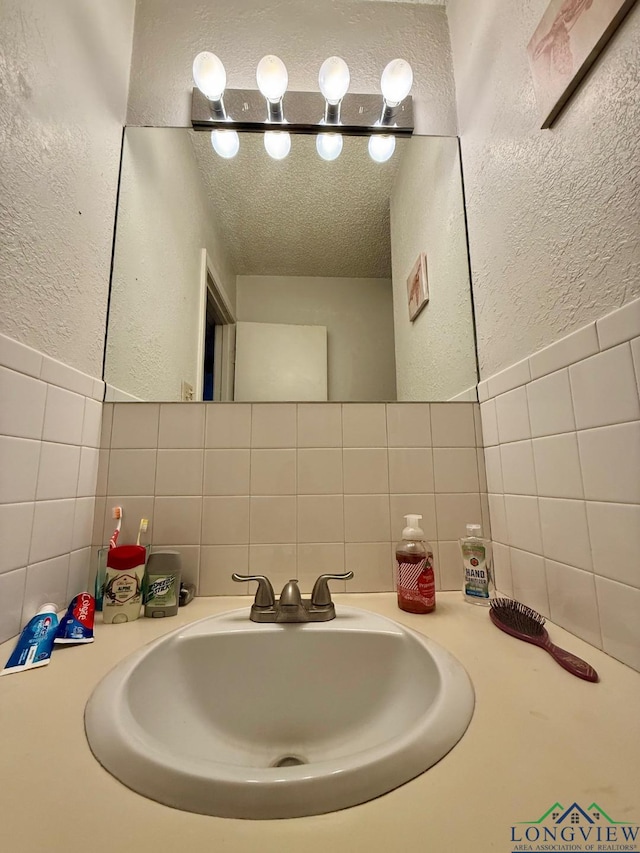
[
  {"x1": 316, "y1": 133, "x2": 343, "y2": 161},
  {"x1": 264, "y1": 131, "x2": 291, "y2": 160},
  {"x1": 211, "y1": 129, "x2": 240, "y2": 159},
  {"x1": 318, "y1": 56, "x2": 350, "y2": 124},
  {"x1": 193, "y1": 51, "x2": 227, "y2": 119},
  {"x1": 368, "y1": 134, "x2": 396, "y2": 163},
  {"x1": 257, "y1": 55, "x2": 288, "y2": 122},
  {"x1": 380, "y1": 58, "x2": 413, "y2": 125}
]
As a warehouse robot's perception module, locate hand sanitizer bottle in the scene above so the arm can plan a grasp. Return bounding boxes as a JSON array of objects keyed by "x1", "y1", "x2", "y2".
[{"x1": 460, "y1": 524, "x2": 494, "y2": 606}]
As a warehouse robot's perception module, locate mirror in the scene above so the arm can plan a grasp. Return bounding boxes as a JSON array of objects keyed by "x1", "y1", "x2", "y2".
[{"x1": 104, "y1": 128, "x2": 478, "y2": 402}]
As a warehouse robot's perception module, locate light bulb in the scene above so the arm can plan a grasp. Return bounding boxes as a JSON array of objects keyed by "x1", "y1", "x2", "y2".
[
  {"x1": 193, "y1": 51, "x2": 227, "y2": 101},
  {"x1": 368, "y1": 134, "x2": 396, "y2": 163},
  {"x1": 264, "y1": 131, "x2": 291, "y2": 160},
  {"x1": 256, "y1": 55, "x2": 288, "y2": 103},
  {"x1": 380, "y1": 59, "x2": 413, "y2": 107},
  {"x1": 318, "y1": 56, "x2": 350, "y2": 105},
  {"x1": 211, "y1": 129, "x2": 239, "y2": 159},
  {"x1": 316, "y1": 133, "x2": 343, "y2": 161}
]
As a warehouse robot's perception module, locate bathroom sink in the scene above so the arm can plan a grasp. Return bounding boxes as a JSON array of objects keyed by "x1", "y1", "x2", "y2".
[{"x1": 85, "y1": 606, "x2": 474, "y2": 819}]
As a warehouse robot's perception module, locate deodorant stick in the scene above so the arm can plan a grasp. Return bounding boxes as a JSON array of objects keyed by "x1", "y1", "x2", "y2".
[{"x1": 144, "y1": 551, "x2": 182, "y2": 618}]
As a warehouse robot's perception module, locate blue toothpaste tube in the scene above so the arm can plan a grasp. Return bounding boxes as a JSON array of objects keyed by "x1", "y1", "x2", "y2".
[
  {"x1": 54, "y1": 592, "x2": 95, "y2": 645},
  {"x1": 1, "y1": 604, "x2": 59, "y2": 676}
]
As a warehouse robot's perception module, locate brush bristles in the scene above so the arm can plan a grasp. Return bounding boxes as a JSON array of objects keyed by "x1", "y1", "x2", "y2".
[{"x1": 490, "y1": 597, "x2": 546, "y2": 636}]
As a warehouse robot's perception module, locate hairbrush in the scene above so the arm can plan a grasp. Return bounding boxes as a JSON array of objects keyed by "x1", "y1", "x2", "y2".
[{"x1": 489, "y1": 598, "x2": 598, "y2": 682}]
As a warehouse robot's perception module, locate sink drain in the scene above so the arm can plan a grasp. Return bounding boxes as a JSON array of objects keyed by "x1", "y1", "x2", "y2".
[{"x1": 271, "y1": 754, "x2": 307, "y2": 768}]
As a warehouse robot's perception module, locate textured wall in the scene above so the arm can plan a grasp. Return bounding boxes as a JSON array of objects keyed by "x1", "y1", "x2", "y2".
[
  {"x1": 447, "y1": 0, "x2": 640, "y2": 378},
  {"x1": 0, "y1": 0, "x2": 135, "y2": 377},
  {"x1": 236, "y1": 275, "x2": 397, "y2": 401},
  {"x1": 391, "y1": 136, "x2": 477, "y2": 400},
  {"x1": 105, "y1": 128, "x2": 236, "y2": 402},
  {"x1": 127, "y1": 0, "x2": 457, "y2": 135}
]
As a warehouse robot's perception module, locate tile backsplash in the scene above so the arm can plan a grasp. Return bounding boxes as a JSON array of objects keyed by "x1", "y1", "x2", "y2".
[
  {"x1": 97, "y1": 401, "x2": 488, "y2": 602},
  {"x1": 0, "y1": 334, "x2": 104, "y2": 643},
  {"x1": 479, "y1": 297, "x2": 640, "y2": 672}
]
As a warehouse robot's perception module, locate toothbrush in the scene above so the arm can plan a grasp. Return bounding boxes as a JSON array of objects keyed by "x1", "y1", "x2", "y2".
[
  {"x1": 109, "y1": 506, "x2": 122, "y2": 549},
  {"x1": 136, "y1": 518, "x2": 149, "y2": 546}
]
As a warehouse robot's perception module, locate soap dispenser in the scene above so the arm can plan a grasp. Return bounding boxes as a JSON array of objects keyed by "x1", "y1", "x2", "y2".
[{"x1": 395, "y1": 514, "x2": 435, "y2": 614}]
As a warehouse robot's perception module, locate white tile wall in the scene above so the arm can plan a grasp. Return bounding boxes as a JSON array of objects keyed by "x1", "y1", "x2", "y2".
[
  {"x1": 545, "y1": 560, "x2": 601, "y2": 648},
  {"x1": 0, "y1": 333, "x2": 103, "y2": 642},
  {"x1": 343, "y1": 448, "x2": 389, "y2": 494},
  {"x1": 480, "y1": 297, "x2": 640, "y2": 672},
  {"x1": 205, "y1": 403, "x2": 251, "y2": 448},
  {"x1": 577, "y1": 422, "x2": 640, "y2": 504},
  {"x1": 532, "y1": 433, "x2": 584, "y2": 499},
  {"x1": 495, "y1": 386, "x2": 531, "y2": 443},
  {"x1": 500, "y1": 441, "x2": 536, "y2": 496},
  {"x1": 525, "y1": 369, "x2": 576, "y2": 437},
  {"x1": 98, "y1": 402, "x2": 486, "y2": 602},
  {"x1": 569, "y1": 344, "x2": 640, "y2": 429},
  {"x1": 297, "y1": 449, "x2": 343, "y2": 494},
  {"x1": 250, "y1": 449, "x2": 296, "y2": 495},
  {"x1": 510, "y1": 549, "x2": 549, "y2": 617}
]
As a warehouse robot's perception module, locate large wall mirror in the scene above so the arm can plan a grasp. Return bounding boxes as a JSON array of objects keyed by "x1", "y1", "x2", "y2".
[{"x1": 104, "y1": 128, "x2": 478, "y2": 402}]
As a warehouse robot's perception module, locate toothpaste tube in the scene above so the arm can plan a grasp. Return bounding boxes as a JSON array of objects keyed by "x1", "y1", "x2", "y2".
[
  {"x1": 54, "y1": 592, "x2": 95, "y2": 645},
  {"x1": 1, "y1": 604, "x2": 59, "y2": 676}
]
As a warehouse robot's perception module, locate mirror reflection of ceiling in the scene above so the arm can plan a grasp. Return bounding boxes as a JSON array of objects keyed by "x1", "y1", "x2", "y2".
[{"x1": 189, "y1": 132, "x2": 406, "y2": 279}]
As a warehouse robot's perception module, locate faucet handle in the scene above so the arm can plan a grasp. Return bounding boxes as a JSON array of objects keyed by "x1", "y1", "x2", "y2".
[
  {"x1": 311, "y1": 571, "x2": 354, "y2": 607},
  {"x1": 231, "y1": 573, "x2": 275, "y2": 608}
]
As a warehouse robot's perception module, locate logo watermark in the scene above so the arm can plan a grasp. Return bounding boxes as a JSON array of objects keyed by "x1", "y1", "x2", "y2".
[{"x1": 510, "y1": 802, "x2": 639, "y2": 852}]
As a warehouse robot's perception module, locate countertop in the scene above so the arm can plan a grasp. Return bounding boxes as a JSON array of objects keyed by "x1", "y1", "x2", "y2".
[{"x1": 1, "y1": 593, "x2": 639, "y2": 853}]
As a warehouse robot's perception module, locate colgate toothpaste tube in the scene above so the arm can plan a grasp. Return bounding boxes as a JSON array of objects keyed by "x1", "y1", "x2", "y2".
[
  {"x1": 1, "y1": 604, "x2": 59, "y2": 676},
  {"x1": 54, "y1": 592, "x2": 95, "y2": 645}
]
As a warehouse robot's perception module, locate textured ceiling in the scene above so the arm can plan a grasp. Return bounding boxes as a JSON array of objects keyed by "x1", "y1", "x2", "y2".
[{"x1": 190, "y1": 132, "x2": 408, "y2": 278}]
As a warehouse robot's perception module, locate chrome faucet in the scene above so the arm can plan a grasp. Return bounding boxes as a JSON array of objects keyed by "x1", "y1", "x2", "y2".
[{"x1": 231, "y1": 572, "x2": 354, "y2": 623}]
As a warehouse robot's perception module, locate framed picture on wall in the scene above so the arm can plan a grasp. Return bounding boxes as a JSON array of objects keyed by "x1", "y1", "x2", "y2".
[
  {"x1": 407, "y1": 252, "x2": 429, "y2": 321},
  {"x1": 527, "y1": 0, "x2": 638, "y2": 128}
]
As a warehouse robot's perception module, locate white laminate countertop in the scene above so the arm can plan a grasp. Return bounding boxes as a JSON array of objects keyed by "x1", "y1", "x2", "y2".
[{"x1": 1, "y1": 593, "x2": 639, "y2": 853}]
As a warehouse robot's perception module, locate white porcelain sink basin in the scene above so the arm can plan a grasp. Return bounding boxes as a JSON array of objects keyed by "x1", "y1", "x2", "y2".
[{"x1": 85, "y1": 607, "x2": 474, "y2": 819}]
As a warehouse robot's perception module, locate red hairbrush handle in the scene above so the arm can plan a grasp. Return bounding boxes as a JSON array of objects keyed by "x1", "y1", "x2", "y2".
[{"x1": 542, "y1": 639, "x2": 599, "y2": 682}]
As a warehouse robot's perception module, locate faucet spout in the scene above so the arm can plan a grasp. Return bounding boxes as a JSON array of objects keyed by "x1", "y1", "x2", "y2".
[
  {"x1": 276, "y1": 579, "x2": 309, "y2": 622},
  {"x1": 279, "y1": 579, "x2": 303, "y2": 607}
]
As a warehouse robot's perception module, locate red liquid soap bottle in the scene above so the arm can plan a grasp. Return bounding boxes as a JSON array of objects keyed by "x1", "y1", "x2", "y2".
[{"x1": 395, "y1": 514, "x2": 435, "y2": 614}]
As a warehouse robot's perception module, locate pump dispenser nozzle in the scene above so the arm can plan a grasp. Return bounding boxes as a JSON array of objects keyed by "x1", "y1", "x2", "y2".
[{"x1": 402, "y1": 514, "x2": 424, "y2": 540}]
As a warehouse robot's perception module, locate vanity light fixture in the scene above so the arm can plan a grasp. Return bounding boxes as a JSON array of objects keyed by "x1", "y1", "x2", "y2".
[
  {"x1": 315, "y1": 57, "x2": 349, "y2": 161},
  {"x1": 256, "y1": 55, "x2": 288, "y2": 122},
  {"x1": 190, "y1": 52, "x2": 414, "y2": 163},
  {"x1": 316, "y1": 132, "x2": 343, "y2": 162},
  {"x1": 368, "y1": 133, "x2": 396, "y2": 164},
  {"x1": 193, "y1": 52, "x2": 228, "y2": 120},
  {"x1": 264, "y1": 130, "x2": 291, "y2": 160},
  {"x1": 367, "y1": 59, "x2": 411, "y2": 162},
  {"x1": 210, "y1": 128, "x2": 240, "y2": 159},
  {"x1": 318, "y1": 56, "x2": 350, "y2": 124},
  {"x1": 380, "y1": 59, "x2": 414, "y2": 124}
]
